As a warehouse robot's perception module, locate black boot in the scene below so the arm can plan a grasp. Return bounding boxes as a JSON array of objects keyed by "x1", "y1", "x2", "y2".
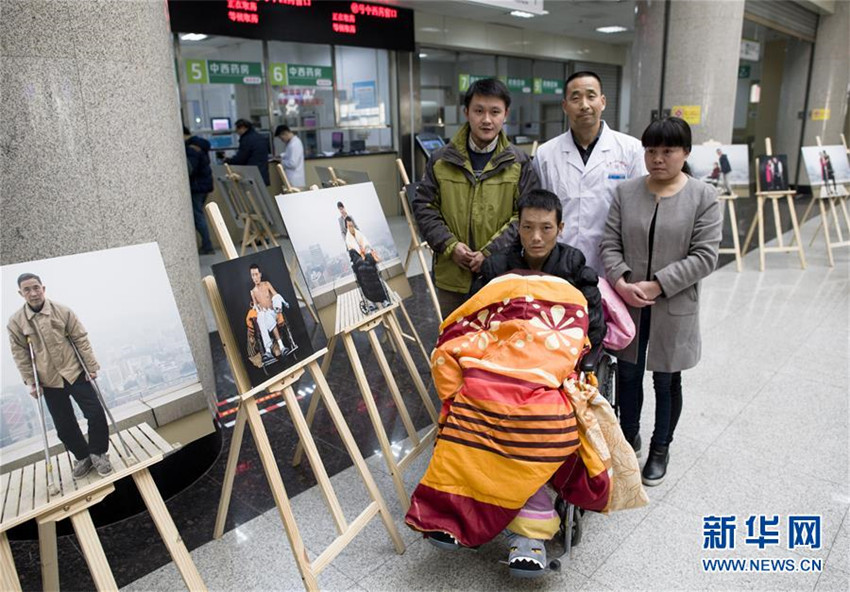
[
  {"x1": 641, "y1": 445, "x2": 669, "y2": 486},
  {"x1": 625, "y1": 433, "x2": 642, "y2": 458}
]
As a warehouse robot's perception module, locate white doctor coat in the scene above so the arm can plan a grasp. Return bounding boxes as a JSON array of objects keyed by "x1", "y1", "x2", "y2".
[
  {"x1": 281, "y1": 134, "x2": 305, "y2": 187},
  {"x1": 533, "y1": 122, "x2": 645, "y2": 274}
]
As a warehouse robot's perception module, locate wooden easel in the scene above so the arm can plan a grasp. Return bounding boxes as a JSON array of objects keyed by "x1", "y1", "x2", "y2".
[
  {"x1": 703, "y1": 140, "x2": 744, "y2": 272},
  {"x1": 276, "y1": 163, "x2": 302, "y2": 194},
  {"x1": 1, "y1": 425, "x2": 206, "y2": 592},
  {"x1": 328, "y1": 167, "x2": 347, "y2": 187},
  {"x1": 224, "y1": 164, "x2": 280, "y2": 255},
  {"x1": 203, "y1": 203, "x2": 404, "y2": 592},
  {"x1": 294, "y1": 287, "x2": 439, "y2": 512},
  {"x1": 741, "y1": 138, "x2": 806, "y2": 271},
  {"x1": 395, "y1": 159, "x2": 442, "y2": 321},
  {"x1": 530, "y1": 140, "x2": 539, "y2": 158},
  {"x1": 793, "y1": 136, "x2": 850, "y2": 267}
]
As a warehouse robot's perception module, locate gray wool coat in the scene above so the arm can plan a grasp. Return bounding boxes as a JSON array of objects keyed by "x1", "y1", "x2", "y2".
[{"x1": 600, "y1": 176, "x2": 722, "y2": 372}]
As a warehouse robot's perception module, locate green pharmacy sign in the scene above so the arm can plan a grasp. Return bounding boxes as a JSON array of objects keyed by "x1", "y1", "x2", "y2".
[
  {"x1": 533, "y1": 78, "x2": 563, "y2": 95},
  {"x1": 270, "y1": 63, "x2": 334, "y2": 87},
  {"x1": 458, "y1": 74, "x2": 490, "y2": 92},
  {"x1": 501, "y1": 76, "x2": 532, "y2": 94},
  {"x1": 185, "y1": 59, "x2": 263, "y2": 85}
]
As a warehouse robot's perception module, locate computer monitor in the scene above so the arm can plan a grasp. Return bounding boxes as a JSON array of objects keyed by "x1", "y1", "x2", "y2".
[
  {"x1": 415, "y1": 133, "x2": 446, "y2": 158},
  {"x1": 331, "y1": 131, "x2": 344, "y2": 152},
  {"x1": 211, "y1": 117, "x2": 231, "y2": 131},
  {"x1": 350, "y1": 140, "x2": 366, "y2": 153}
]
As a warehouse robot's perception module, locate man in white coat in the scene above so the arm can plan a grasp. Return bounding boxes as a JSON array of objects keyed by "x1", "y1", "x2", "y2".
[
  {"x1": 275, "y1": 125, "x2": 305, "y2": 188},
  {"x1": 533, "y1": 71, "x2": 645, "y2": 274}
]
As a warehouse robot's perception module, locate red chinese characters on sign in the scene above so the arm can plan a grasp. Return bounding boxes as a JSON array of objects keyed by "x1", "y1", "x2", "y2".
[
  {"x1": 228, "y1": 0, "x2": 258, "y2": 10},
  {"x1": 350, "y1": 2, "x2": 397, "y2": 18},
  {"x1": 332, "y1": 22, "x2": 357, "y2": 34},
  {"x1": 228, "y1": 10, "x2": 259, "y2": 23},
  {"x1": 332, "y1": 12, "x2": 356, "y2": 23},
  {"x1": 263, "y1": 0, "x2": 312, "y2": 6},
  {"x1": 228, "y1": 0, "x2": 258, "y2": 24}
]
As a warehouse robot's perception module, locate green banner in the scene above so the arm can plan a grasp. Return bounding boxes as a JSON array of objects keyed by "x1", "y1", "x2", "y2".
[
  {"x1": 185, "y1": 59, "x2": 208, "y2": 84},
  {"x1": 533, "y1": 78, "x2": 563, "y2": 95},
  {"x1": 501, "y1": 76, "x2": 532, "y2": 94},
  {"x1": 269, "y1": 63, "x2": 334, "y2": 87},
  {"x1": 186, "y1": 59, "x2": 263, "y2": 84},
  {"x1": 458, "y1": 74, "x2": 489, "y2": 92}
]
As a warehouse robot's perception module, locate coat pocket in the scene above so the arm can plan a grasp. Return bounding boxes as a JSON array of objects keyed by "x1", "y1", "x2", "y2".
[{"x1": 666, "y1": 285, "x2": 699, "y2": 316}]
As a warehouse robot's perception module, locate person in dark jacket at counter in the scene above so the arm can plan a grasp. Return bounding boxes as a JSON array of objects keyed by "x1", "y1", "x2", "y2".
[
  {"x1": 184, "y1": 126, "x2": 215, "y2": 255},
  {"x1": 225, "y1": 118, "x2": 270, "y2": 186}
]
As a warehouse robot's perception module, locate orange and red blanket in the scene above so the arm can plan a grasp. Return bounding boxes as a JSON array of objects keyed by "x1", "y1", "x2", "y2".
[{"x1": 405, "y1": 272, "x2": 647, "y2": 547}]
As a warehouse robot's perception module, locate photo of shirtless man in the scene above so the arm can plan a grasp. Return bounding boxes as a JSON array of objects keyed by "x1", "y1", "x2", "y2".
[{"x1": 249, "y1": 264, "x2": 296, "y2": 364}]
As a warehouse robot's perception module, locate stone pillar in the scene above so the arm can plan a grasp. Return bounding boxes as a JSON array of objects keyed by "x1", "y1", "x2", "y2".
[
  {"x1": 630, "y1": 0, "x2": 745, "y2": 144},
  {"x1": 804, "y1": 0, "x2": 850, "y2": 145},
  {"x1": 1, "y1": 1, "x2": 215, "y2": 405},
  {"x1": 629, "y1": 0, "x2": 665, "y2": 139}
]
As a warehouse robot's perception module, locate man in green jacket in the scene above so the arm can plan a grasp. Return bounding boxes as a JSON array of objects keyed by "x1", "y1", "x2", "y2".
[{"x1": 412, "y1": 78, "x2": 539, "y2": 316}]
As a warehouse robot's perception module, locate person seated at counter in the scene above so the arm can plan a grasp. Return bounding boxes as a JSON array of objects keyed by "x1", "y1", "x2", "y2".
[
  {"x1": 274, "y1": 125, "x2": 305, "y2": 188},
  {"x1": 224, "y1": 118, "x2": 270, "y2": 186},
  {"x1": 411, "y1": 77, "x2": 539, "y2": 317}
]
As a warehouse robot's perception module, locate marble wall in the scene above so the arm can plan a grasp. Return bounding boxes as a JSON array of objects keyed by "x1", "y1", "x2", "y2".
[{"x1": 1, "y1": 1, "x2": 215, "y2": 415}]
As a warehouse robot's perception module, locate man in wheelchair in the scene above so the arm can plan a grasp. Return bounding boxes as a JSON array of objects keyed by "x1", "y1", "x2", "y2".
[{"x1": 405, "y1": 190, "x2": 646, "y2": 577}]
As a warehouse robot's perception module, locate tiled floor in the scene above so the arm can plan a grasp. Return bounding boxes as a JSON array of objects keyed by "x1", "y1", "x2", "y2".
[{"x1": 8, "y1": 203, "x2": 850, "y2": 591}]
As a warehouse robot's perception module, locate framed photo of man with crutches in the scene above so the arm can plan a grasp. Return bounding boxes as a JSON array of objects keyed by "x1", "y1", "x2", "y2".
[{"x1": 1, "y1": 243, "x2": 200, "y2": 480}]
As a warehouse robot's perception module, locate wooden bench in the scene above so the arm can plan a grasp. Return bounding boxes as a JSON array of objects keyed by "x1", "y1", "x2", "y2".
[{"x1": 0, "y1": 423, "x2": 205, "y2": 592}]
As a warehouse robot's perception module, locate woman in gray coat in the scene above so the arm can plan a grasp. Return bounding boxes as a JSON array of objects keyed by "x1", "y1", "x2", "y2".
[{"x1": 600, "y1": 117, "x2": 721, "y2": 487}]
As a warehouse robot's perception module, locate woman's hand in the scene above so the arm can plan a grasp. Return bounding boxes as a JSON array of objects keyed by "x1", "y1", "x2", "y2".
[
  {"x1": 615, "y1": 277, "x2": 656, "y2": 308},
  {"x1": 633, "y1": 280, "x2": 662, "y2": 301}
]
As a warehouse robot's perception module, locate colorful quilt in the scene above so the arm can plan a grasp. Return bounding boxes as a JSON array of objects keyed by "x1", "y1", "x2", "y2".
[{"x1": 405, "y1": 272, "x2": 646, "y2": 547}]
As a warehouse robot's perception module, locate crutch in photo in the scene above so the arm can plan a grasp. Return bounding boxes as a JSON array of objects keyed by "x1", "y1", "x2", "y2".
[
  {"x1": 26, "y1": 336, "x2": 61, "y2": 496},
  {"x1": 66, "y1": 334, "x2": 137, "y2": 464}
]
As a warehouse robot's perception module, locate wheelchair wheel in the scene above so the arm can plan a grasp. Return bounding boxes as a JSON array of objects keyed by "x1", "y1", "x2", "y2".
[
  {"x1": 359, "y1": 300, "x2": 369, "y2": 315},
  {"x1": 596, "y1": 355, "x2": 617, "y2": 412}
]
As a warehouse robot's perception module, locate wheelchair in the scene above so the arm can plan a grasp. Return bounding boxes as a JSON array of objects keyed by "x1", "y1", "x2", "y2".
[{"x1": 547, "y1": 344, "x2": 618, "y2": 572}]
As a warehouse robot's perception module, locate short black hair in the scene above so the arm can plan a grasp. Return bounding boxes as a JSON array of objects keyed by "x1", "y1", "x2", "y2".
[
  {"x1": 234, "y1": 118, "x2": 252, "y2": 130},
  {"x1": 344, "y1": 216, "x2": 354, "y2": 224},
  {"x1": 641, "y1": 116, "x2": 692, "y2": 152},
  {"x1": 249, "y1": 263, "x2": 261, "y2": 272},
  {"x1": 183, "y1": 125, "x2": 190, "y2": 135},
  {"x1": 17, "y1": 273, "x2": 42, "y2": 287},
  {"x1": 274, "y1": 124, "x2": 291, "y2": 136},
  {"x1": 464, "y1": 78, "x2": 511, "y2": 110},
  {"x1": 518, "y1": 189, "x2": 563, "y2": 225},
  {"x1": 564, "y1": 71, "x2": 603, "y2": 96},
  {"x1": 337, "y1": 201, "x2": 345, "y2": 209}
]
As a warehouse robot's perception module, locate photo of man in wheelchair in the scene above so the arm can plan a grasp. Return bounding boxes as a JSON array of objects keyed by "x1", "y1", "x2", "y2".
[
  {"x1": 245, "y1": 263, "x2": 298, "y2": 369},
  {"x1": 405, "y1": 190, "x2": 646, "y2": 578}
]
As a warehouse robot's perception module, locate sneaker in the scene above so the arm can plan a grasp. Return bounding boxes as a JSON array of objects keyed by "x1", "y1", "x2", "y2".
[
  {"x1": 198, "y1": 247, "x2": 215, "y2": 255},
  {"x1": 426, "y1": 531, "x2": 478, "y2": 552},
  {"x1": 72, "y1": 457, "x2": 93, "y2": 478},
  {"x1": 90, "y1": 453, "x2": 113, "y2": 477}
]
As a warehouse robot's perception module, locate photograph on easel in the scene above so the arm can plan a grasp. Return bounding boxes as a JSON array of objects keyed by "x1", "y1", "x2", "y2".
[
  {"x1": 1, "y1": 243, "x2": 199, "y2": 463},
  {"x1": 212, "y1": 248, "x2": 313, "y2": 387},
  {"x1": 688, "y1": 145, "x2": 750, "y2": 194},
  {"x1": 801, "y1": 145, "x2": 850, "y2": 195},
  {"x1": 276, "y1": 183, "x2": 411, "y2": 337},
  {"x1": 757, "y1": 154, "x2": 790, "y2": 192}
]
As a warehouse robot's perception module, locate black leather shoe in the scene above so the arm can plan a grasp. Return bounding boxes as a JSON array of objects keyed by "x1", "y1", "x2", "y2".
[
  {"x1": 641, "y1": 445, "x2": 669, "y2": 486},
  {"x1": 626, "y1": 433, "x2": 642, "y2": 458}
]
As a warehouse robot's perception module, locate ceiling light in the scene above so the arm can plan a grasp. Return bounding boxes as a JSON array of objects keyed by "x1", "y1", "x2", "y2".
[
  {"x1": 180, "y1": 33, "x2": 208, "y2": 41},
  {"x1": 596, "y1": 26, "x2": 628, "y2": 34},
  {"x1": 419, "y1": 53, "x2": 428, "y2": 58},
  {"x1": 510, "y1": 10, "x2": 535, "y2": 18}
]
